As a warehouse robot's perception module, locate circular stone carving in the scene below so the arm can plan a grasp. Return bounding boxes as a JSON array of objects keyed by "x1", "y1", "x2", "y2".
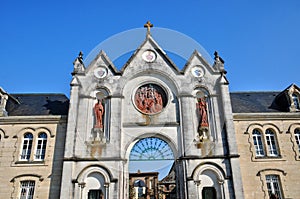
[
  {"x1": 134, "y1": 84, "x2": 167, "y2": 114},
  {"x1": 94, "y1": 67, "x2": 108, "y2": 79},
  {"x1": 142, "y1": 50, "x2": 156, "y2": 62},
  {"x1": 191, "y1": 66, "x2": 204, "y2": 78}
]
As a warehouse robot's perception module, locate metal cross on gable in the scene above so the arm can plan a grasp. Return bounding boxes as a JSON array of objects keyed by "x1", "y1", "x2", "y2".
[{"x1": 144, "y1": 21, "x2": 153, "y2": 34}]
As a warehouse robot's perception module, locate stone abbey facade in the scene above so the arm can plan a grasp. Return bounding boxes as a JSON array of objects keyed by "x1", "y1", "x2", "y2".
[{"x1": 0, "y1": 25, "x2": 300, "y2": 199}]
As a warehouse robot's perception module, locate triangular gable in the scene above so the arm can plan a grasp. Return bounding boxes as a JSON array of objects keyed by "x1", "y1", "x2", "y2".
[
  {"x1": 182, "y1": 50, "x2": 216, "y2": 75},
  {"x1": 85, "y1": 50, "x2": 120, "y2": 76},
  {"x1": 120, "y1": 34, "x2": 181, "y2": 75}
]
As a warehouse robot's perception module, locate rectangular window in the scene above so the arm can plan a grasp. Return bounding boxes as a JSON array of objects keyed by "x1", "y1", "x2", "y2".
[
  {"x1": 253, "y1": 134, "x2": 265, "y2": 156},
  {"x1": 21, "y1": 139, "x2": 33, "y2": 160},
  {"x1": 266, "y1": 133, "x2": 278, "y2": 156},
  {"x1": 20, "y1": 181, "x2": 35, "y2": 199},
  {"x1": 266, "y1": 175, "x2": 282, "y2": 199},
  {"x1": 295, "y1": 129, "x2": 300, "y2": 153},
  {"x1": 35, "y1": 139, "x2": 47, "y2": 160}
]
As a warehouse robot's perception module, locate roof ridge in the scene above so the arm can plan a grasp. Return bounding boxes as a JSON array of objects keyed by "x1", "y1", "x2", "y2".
[{"x1": 230, "y1": 91, "x2": 280, "y2": 93}]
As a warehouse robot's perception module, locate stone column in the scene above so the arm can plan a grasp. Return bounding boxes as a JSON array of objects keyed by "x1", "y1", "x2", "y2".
[
  {"x1": 104, "y1": 183, "x2": 109, "y2": 199},
  {"x1": 219, "y1": 180, "x2": 225, "y2": 199},
  {"x1": 78, "y1": 182, "x2": 86, "y2": 199},
  {"x1": 219, "y1": 77, "x2": 244, "y2": 199},
  {"x1": 194, "y1": 180, "x2": 201, "y2": 199},
  {"x1": 178, "y1": 94, "x2": 195, "y2": 199},
  {"x1": 60, "y1": 79, "x2": 80, "y2": 198}
]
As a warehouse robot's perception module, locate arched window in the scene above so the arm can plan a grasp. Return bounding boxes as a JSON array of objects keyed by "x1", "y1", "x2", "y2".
[
  {"x1": 20, "y1": 133, "x2": 33, "y2": 160},
  {"x1": 265, "y1": 129, "x2": 278, "y2": 156},
  {"x1": 292, "y1": 94, "x2": 300, "y2": 109},
  {"x1": 20, "y1": 180, "x2": 35, "y2": 199},
  {"x1": 252, "y1": 129, "x2": 265, "y2": 156},
  {"x1": 295, "y1": 128, "x2": 300, "y2": 153},
  {"x1": 35, "y1": 133, "x2": 47, "y2": 160}
]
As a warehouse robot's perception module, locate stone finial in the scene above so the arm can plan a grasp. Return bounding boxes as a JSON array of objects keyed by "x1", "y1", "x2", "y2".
[
  {"x1": 72, "y1": 51, "x2": 85, "y2": 74},
  {"x1": 144, "y1": 21, "x2": 153, "y2": 36},
  {"x1": 214, "y1": 51, "x2": 224, "y2": 64},
  {"x1": 213, "y1": 51, "x2": 226, "y2": 74}
]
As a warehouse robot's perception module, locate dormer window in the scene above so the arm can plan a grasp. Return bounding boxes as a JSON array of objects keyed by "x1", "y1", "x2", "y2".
[{"x1": 292, "y1": 93, "x2": 300, "y2": 110}]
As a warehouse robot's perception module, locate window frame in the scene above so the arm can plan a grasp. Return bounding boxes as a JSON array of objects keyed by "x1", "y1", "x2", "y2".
[
  {"x1": 247, "y1": 125, "x2": 281, "y2": 160},
  {"x1": 20, "y1": 133, "x2": 33, "y2": 161},
  {"x1": 294, "y1": 128, "x2": 300, "y2": 153},
  {"x1": 257, "y1": 169, "x2": 286, "y2": 199},
  {"x1": 265, "y1": 175, "x2": 283, "y2": 199},
  {"x1": 265, "y1": 129, "x2": 279, "y2": 157},
  {"x1": 20, "y1": 180, "x2": 35, "y2": 199},
  {"x1": 292, "y1": 93, "x2": 300, "y2": 110},
  {"x1": 34, "y1": 132, "x2": 47, "y2": 161},
  {"x1": 252, "y1": 129, "x2": 265, "y2": 157}
]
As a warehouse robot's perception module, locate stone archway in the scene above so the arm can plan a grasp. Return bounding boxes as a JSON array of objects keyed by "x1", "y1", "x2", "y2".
[
  {"x1": 76, "y1": 166, "x2": 112, "y2": 199},
  {"x1": 193, "y1": 163, "x2": 226, "y2": 199},
  {"x1": 128, "y1": 136, "x2": 176, "y2": 199}
]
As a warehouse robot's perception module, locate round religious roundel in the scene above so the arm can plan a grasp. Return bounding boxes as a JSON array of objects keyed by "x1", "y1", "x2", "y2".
[
  {"x1": 142, "y1": 50, "x2": 156, "y2": 62},
  {"x1": 94, "y1": 66, "x2": 108, "y2": 79},
  {"x1": 134, "y1": 84, "x2": 167, "y2": 114},
  {"x1": 191, "y1": 66, "x2": 204, "y2": 78}
]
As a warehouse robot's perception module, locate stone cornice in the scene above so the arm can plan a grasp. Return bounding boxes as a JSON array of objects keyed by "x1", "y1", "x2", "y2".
[
  {"x1": 0, "y1": 115, "x2": 67, "y2": 124},
  {"x1": 64, "y1": 157, "x2": 127, "y2": 162},
  {"x1": 233, "y1": 112, "x2": 300, "y2": 121}
]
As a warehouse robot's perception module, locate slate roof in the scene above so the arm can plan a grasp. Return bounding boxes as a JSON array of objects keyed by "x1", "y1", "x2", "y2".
[
  {"x1": 2, "y1": 90, "x2": 291, "y2": 116},
  {"x1": 6, "y1": 94, "x2": 69, "y2": 116},
  {"x1": 230, "y1": 91, "x2": 281, "y2": 113}
]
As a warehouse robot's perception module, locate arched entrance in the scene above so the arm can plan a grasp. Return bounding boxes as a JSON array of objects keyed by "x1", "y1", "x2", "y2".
[
  {"x1": 75, "y1": 166, "x2": 113, "y2": 199},
  {"x1": 193, "y1": 163, "x2": 226, "y2": 199},
  {"x1": 128, "y1": 137, "x2": 176, "y2": 199}
]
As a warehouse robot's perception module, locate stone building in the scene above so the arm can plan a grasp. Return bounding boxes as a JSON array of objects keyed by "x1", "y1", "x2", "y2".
[
  {"x1": 232, "y1": 84, "x2": 300, "y2": 199},
  {"x1": 59, "y1": 26, "x2": 244, "y2": 199},
  {"x1": 0, "y1": 23, "x2": 299, "y2": 199},
  {"x1": 0, "y1": 90, "x2": 68, "y2": 199}
]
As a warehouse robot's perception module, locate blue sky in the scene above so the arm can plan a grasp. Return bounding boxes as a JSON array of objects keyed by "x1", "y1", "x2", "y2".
[{"x1": 1, "y1": 0, "x2": 300, "y2": 96}]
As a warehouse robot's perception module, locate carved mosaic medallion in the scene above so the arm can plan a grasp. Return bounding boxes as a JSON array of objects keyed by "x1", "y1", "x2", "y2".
[{"x1": 134, "y1": 84, "x2": 167, "y2": 114}]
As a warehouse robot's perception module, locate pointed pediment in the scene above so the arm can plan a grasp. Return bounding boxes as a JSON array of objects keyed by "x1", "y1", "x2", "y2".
[
  {"x1": 182, "y1": 50, "x2": 215, "y2": 75},
  {"x1": 86, "y1": 50, "x2": 120, "y2": 76},
  {"x1": 120, "y1": 34, "x2": 181, "y2": 75}
]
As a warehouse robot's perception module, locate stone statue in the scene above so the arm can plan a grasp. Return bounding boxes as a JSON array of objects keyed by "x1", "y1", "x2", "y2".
[
  {"x1": 197, "y1": 97, "x2": 209, "y2": 128},
  {"x1": 94, "y1": 99, "x2": 104, "y2": 129}
]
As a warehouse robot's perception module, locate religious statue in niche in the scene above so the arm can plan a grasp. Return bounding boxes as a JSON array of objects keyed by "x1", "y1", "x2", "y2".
[
  {"x1": 197, "y1": 97, "x2": 209, "y2": 142},
  {"x1": 197, "y1": 97, "x2": 209, "y2": 128},
  {"x1": 134, "y1": 84, "x2": 166, "y2": 114},
  {"x1": 94, "y1": 99, "x2": 105, "y2": 129}
]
